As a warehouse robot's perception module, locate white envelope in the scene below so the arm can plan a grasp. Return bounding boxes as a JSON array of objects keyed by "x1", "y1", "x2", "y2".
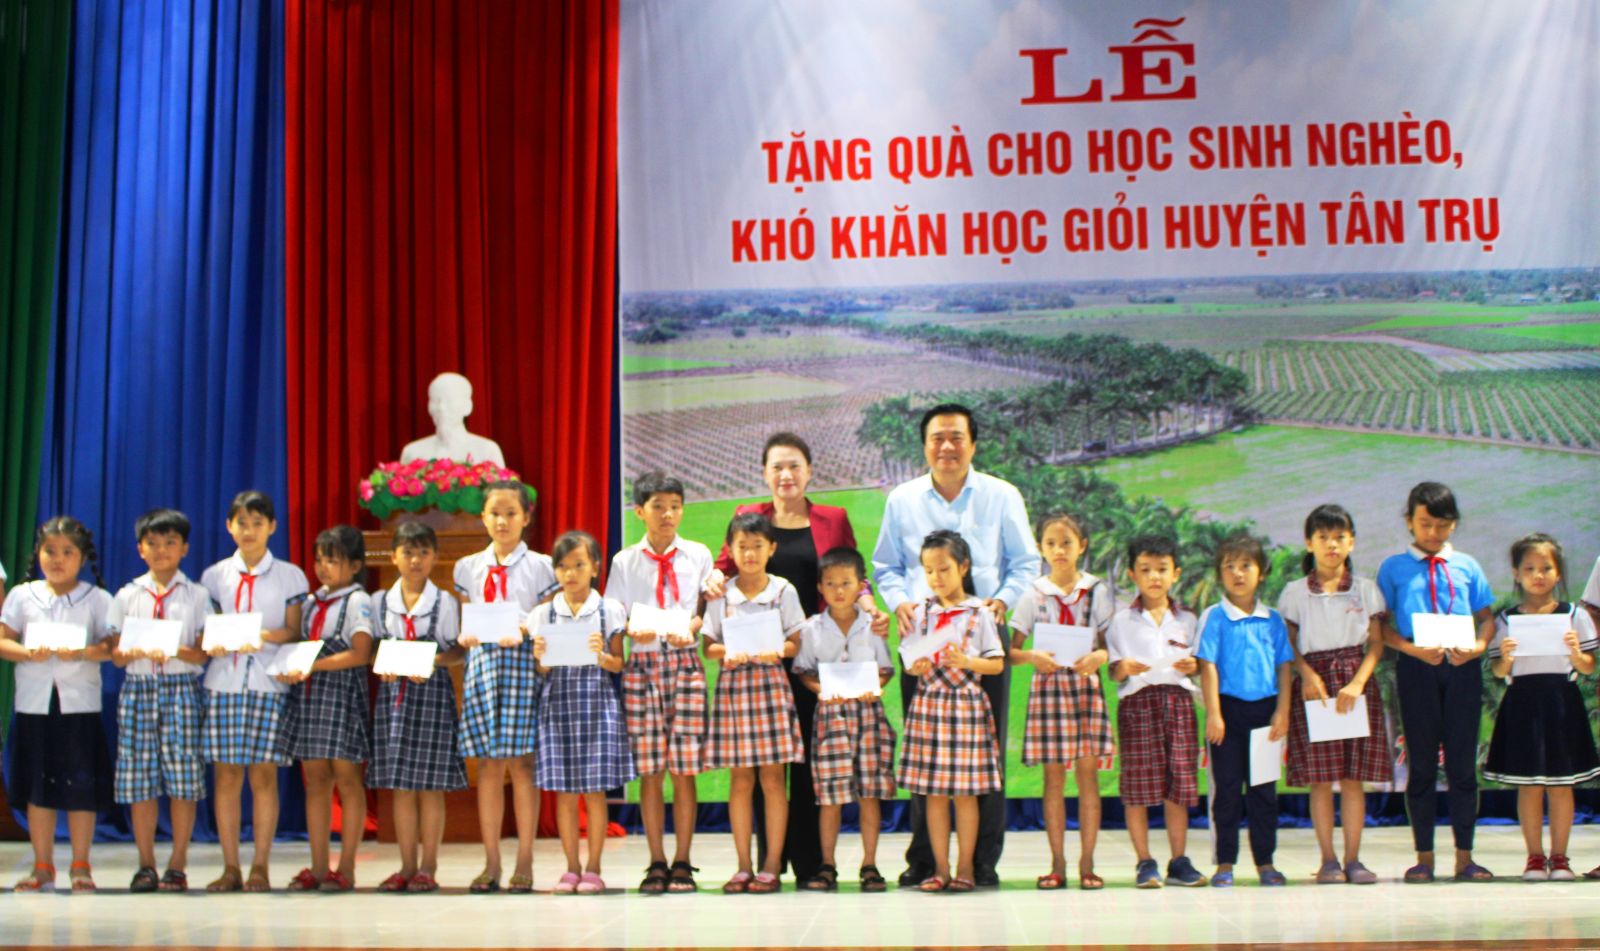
[
  {"x1": 1032, "y1": 623, "x2": 1095, "y2": 665},
  {"x1": 119, "y1": 618, "x2": 183, "y2": 657},
  {"x1": 461, "y1": 602, "x2": 523, "y2": 644},
  {"x1": 1304, "y1": 696, "x2": 1371, "y2": 742},
  {"x1": 23, "y1": 620, "x2": 89, "y2": 652},
  {"x1": 1249, "y1": 726, "x2": 1284, "y2": 787},
  {"x1": 819, "y1": 660, "x2": 882, "y2": 700},
  {"x1": 539, "y1": 617, "x2": 602, "y2": 667},
  {"x1": 202, "y1": 613, "x2": 263, "y2": 652},
  {"x1": 722, "y1": 610, "x2": 785, "y2": 656},
  {"x1": 898, "y1": 629, "x2": 958, "y2": 667},
  {"x1": 268, "y1": 640, "x2": 324, "y2": 677},
  {"x1": 1411, "y1": 612, "x2": 1476, "y2": 650},
  {"x1": 1508, "y1": 613, "x2": 1573, "y2": 657},
  {"x1": 628, "y1": 603, "x2": 693, "y2": 653},
  {"x1": 373, "y1": 639, "x2": 438, "y2": 678}
]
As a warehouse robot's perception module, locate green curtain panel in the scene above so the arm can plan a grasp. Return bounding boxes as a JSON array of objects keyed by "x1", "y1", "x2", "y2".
[{"x1": 0, "y1": 0, "x2": 72, "y2": 735}]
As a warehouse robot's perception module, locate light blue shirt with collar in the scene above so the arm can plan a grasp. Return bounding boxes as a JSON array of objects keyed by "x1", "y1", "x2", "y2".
[
  {"x1": 871, "y1": 468, "x2": 1040, "y2": 612},
  {"x1": 1195, "y1": 598, "x2": 1294, "y2": 702},
  {"x1": 1376, "y1": 543, "x2": 1494, "y2": 640}
]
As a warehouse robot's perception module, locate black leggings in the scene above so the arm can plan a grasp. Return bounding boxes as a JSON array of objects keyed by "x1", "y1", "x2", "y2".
[{"x1": 1395, "y1": 652, "x2": 1481, "y2": 852}]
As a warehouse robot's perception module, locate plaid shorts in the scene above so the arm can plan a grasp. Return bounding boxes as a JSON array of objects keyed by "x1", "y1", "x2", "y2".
[
  {"x1": 459, "y1": 643, "x2": 542, "y2": 760},
  {"x1": 1116, "y1": 684, "x2": 1199, "y2": 808},
  {"x1": 202, "y1": 689, "x2": 295, "y2": 766},
  {"x1": 703, "y1": 663, "x2": 804, "y2": 769},
  {"x1": 1287, "y1": 646, "x2": 1392, "y2": 786},
  {"x1": 371, "y1": 675, "x2": 467, "y2": 791},
  {"x1": 623, "y1": 648, "x2": 707, "y2": 776},
  {"x1": 289, "y1": 667, "x2": 371, "y2": 763},
  {"x1": 1022, "y1": 668, "x2": 1114, "y2": 766},
  {"x1": 115, "y1": 674, "x2": 206, "y2": 803},
  {"x1": 537, "y1": 667, "x2": 637, "y2": 792},
  {"x1": 811, "y1": 699, "x2": 896, "y2": 805},
  {"x1": 896, "y1": 667, "x2": 1001, "y2": 797}
]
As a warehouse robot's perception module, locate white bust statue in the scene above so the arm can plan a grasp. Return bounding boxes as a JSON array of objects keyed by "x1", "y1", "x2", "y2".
[{"x1": 399, "y1": 372, "x2": 506, "y2": 466}]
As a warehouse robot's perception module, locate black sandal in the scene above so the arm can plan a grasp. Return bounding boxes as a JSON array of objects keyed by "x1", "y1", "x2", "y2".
[
  {"x1": 803, "y1": 864, "x2": 838, "y2": 892},
  {"x1": 667, "y1": 861, "x2": 699, "y2": 893},
  {"x1": 129, "y1": 866, "x2": 160, "y2": 893},
  {"x1": 639, "y1": 861, "x2": 670, "y2": 894},
  {"x1": 859, "y1": 864, "x2": 887, "y2": 892}
]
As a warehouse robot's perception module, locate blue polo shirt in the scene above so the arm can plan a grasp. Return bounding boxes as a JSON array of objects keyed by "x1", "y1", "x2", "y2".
[
  {"x1": 1376, "y1": 544, "x2": 1494, "y2": 640},
  {"x1": 1194, "y1": 598, "x2": 1294, "y2": 702}
]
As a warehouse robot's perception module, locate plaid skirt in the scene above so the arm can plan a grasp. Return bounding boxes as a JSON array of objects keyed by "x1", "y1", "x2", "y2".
[
  {"x1": 371, "y1": 674, "x2": 467, "y2": 791},
  {"x1": 812, "y1": 699, "x2": 897, "y2": 805},
  {"x1": 623, "y1": 648, "x2": 708, "y2": 776},
  {"x1": 1483, "y1": 674, "x2": 1600, "y2": 786},
  {"x1": 459, "y1": 643, "x2": 542, "y2": 760},
  {"x1": 896, "y1": 668, "x2": 1001, "y2": 797},
  {"x1": 289, "y1": 667, "x2": 371, "y2": 763},
  {"x1": 1116, "y1": 684, "x2": 1199, "y2": 807},
  {"x1": 537, "y1": 667, "x2": 637, "y2": 792},
  {"x1": 1287, "y1": 646, "x2": 1392, "y2": 786},
  {"x1": 202, "y1": 689, "x2": 295, "y2": 766},
  {"x1": 703, "y1": 662, "x2": 804, "y2": 769},
  {"x1": 1022, "y1": 668, "x2": 1114, "y2": 766},
  {"x1": 115, "y1": 674, "x2": 206, "y2": 803}
]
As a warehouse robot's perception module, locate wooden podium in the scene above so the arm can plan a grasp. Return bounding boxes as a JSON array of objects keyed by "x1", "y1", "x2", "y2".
[{"x1": 361, "y1": 505, "x2": 530, "y2": 843}]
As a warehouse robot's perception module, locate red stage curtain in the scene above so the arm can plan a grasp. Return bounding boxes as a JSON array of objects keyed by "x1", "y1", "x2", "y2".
[{"x1": 284, "y1": 0, "x2": 618, "y2": 559}]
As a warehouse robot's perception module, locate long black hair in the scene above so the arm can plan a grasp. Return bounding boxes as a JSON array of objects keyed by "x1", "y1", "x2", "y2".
[
  {"x1": 920, "y1": 529, "x2": 976, "y2": 595},
  {"x1": 31, "y1": 515, "x2": 106, "y2": 589},
  {"x1": 1301, "y1": 503, "x2": 1356, "y2": 576}
]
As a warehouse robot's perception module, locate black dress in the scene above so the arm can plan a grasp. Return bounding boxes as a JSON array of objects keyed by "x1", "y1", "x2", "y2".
[{"x1": 752, "y1": 525, "x2": 824, "y2": 881}]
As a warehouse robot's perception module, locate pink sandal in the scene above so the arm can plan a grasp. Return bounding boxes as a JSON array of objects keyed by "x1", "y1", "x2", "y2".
[
  {"x1": 577, "y1": 872, "x2": 605, "y2": 894},
  {"x1": 554, "y1": 871, "x2": 581, "y2": 894}
]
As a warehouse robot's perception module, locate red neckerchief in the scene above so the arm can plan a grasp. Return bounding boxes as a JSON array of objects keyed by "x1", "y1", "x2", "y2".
[
  {"x1": 397, "y1": 613, "x2": 420, "y2": 706},
  {"x1": 1054, "y1": 583, "x2": 1089, "y2": 625},
  {"x1": 149, "y1": 583, "x2": 180, "y2": 619},
  {"x1": 484, "y1": 564, "x2": 509, "y2": 602},
  {"x1": 1424, "y1": 554, "x2": 1456, "y2": 614},
  {"x1": 644, "y1": 547, "x2": 679, "y2": 607},
  {"x1": 234, "y1": 573, "x2": 257, "y2": 612}
]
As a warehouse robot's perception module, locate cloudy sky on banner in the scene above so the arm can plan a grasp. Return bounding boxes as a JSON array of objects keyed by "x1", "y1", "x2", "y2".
[{"x1": 621, "y1": 0, "x2": 1599, "y2": 291}]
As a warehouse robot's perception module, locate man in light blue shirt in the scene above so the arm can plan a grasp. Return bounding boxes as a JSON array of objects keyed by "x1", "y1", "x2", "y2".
[{"x1": 873, "y1": 403, "x2": 1040, "y2": 888}]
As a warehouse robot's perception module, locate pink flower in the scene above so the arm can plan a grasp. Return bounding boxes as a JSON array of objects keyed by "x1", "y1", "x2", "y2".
[{"x1": 359, "y1": 480, "x2": 375, "y2": 502}]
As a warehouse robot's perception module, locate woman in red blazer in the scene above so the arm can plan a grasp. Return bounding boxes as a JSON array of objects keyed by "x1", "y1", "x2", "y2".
[{"x1": 706, "y1": 432, "x2": 882, "y2": 890}]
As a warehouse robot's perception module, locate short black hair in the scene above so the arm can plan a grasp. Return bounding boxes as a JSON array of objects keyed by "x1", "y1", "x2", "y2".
[
  {"x1": 761, "y1": 432, "x2": 813, "y2": 466},
  {"x1": 228, "y1": 489, "x2": 276, "y2": 522},
  {"x1": 1126, "y1": 534, "x2": 1178, "y2": 566},
  {"x1": 1215, "y1": 532, "x2": 1268, "y2": 577},
  {"x1": 551, "y1": 529, "x2": 601, "y2": 565},
  {"x1": 392, "y1": 521, "x2": 438, "y2": 552},
  {"x1": 482, "y1": 478, "x2": 534, "y2": 515},
  {"x1": 818, "y1": 546, "x2": 867, "y2": 582},
  {"x1": 919, "y1": 402, "x2": 978, "y2": 444},
  {"x1": 136, "y1": 508, "x2": 191, "y2": 543},
  {"x1": 314, "y1": 524, "x2": 365, "y2": 564},
  {"x1": 1301, "y1": 503, "x2": 1356, "y2": 576},
  {"x1": 726, "y1": 511, "x2": 777, "y2": 545},
  {"x1": 632, "y1": 471, "x2": 686, "y2": 507},
  {"x1": 1405, "y1": 481, "x2": 1460, "y2": 521}
]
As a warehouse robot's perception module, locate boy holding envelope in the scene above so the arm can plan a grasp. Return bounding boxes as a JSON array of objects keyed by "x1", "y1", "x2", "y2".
[{"x1": 792, "y1": 548, "x2": 896, "y2": 892}]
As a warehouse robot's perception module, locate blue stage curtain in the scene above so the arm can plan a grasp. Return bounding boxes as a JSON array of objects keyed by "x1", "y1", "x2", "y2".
[{"x1": 24, "y1": 0, "x2": 301, "y2": 842}]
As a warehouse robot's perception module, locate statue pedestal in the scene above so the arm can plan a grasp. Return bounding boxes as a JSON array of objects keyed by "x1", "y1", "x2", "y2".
[{"x1": 362, "y1": 504, "x2": 535, "y2": 843}]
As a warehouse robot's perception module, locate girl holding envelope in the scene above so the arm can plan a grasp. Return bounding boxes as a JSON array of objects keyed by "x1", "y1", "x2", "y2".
[
  {"x1": 1376, "y1": 482, "x2": 1497, "y2": 884},
  {"x1": 531, "y1": 530, "x2": 634, "y2": 894},
  {"x1": 0, "y1": 516, "x2": 120, "y2": 892},
  {"x1": 1279, "y1": 504, "x2": 1390, "y2": 885},
  {"x1": 371, "y1": 521, "x2": 467, "y2": 893},
  {"x1": 701, "y1": 512, "x2": 807, "y2": 894},
  {"x1": 1008, "y1": 513, "x2": 1115, "y2": 891},
  {"x1": 1483, "y1": 533, "x2": 1600, "y2": 882}
]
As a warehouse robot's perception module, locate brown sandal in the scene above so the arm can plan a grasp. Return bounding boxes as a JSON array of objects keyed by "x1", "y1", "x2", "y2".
[
  {"x1": 206, "y1": 865, "x2": 243, "y2": 893},
  {"x1": 1079, "y1": 869, "x2": 1104, "y2": 890},
  {"x1": 244, "y1": 865, "x2": 271, "y2": 892}
]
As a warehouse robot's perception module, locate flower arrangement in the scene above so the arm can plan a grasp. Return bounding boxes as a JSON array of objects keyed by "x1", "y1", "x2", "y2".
[{"x1": 357, "y1": 459, "x2": 536, "y2": 520}]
